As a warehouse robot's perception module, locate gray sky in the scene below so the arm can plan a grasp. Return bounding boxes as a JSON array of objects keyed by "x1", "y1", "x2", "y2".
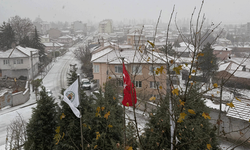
[{"x1": 0, "y1": 0, "x2": 249, "y2": 25}]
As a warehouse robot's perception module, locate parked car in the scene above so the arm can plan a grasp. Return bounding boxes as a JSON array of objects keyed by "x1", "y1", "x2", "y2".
[{"x1": 81, "y1": 78, "x2": 91, "y2": 90}]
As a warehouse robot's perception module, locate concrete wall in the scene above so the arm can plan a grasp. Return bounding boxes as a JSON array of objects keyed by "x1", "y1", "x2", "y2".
[{"x1": 12, "y1": 88, "x2": 30, "y2": 106}]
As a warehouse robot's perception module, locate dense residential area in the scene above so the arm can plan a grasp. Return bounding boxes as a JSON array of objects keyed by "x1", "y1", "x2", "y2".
[{"x1": 0, "y1": 0, "x2": 250, "y2": 150}]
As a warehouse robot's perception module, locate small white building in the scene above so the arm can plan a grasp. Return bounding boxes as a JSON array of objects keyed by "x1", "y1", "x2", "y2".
[{"x1": 0, "y1": 46, "x2": 39, "y2": 80}]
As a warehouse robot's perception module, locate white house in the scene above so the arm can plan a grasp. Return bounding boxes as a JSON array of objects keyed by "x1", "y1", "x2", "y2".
[{"x1": 0, "y1": 46, "x2": 39, "y2": 80}]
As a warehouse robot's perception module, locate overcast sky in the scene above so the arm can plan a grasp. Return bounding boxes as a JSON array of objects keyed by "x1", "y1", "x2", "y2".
[{"x1": 0, "y1": 0, "x2": 249, "y2": 25}]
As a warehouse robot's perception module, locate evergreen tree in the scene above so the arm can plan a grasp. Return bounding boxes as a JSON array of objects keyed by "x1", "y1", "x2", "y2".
[
  {"x1": 31, "y1": 27, "x2": 46, "y2": 63},
  {"x1": 198, "y1": 43, "x2": 218, "y2": 79},
  {"x1": 142, "y1": 87, "x2": 220, "y2": 150},
  {"x1": 0, "y1": 22, "x2": 16, "y2": 50},
  {"x1": 90, "y1": 80, "x2": 124, "y2": 149},
  {"x1": 19, "y1": 35, "x2": 32, "y2": 47},
  {"x1": 24, "y1": 86, "x2": 58, "y2": 150}
]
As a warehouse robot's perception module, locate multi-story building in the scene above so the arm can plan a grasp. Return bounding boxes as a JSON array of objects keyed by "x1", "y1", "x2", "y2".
[
  {"x1": 98, "y1": 19, "x2": 113, "y2": 33},
  {"x1": 91, "y1": 40, "x2": 169, "y2": 100},
  {"x1": 0, "y1": 46, "x2": 39, "y2": 80}
]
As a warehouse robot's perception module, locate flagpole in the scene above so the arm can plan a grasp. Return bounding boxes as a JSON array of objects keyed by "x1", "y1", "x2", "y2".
[
  {"x1": 78, "y1": 75, "x2": 84, "y2": 150},
  {"x1": 120, "y1": 57, "x2": 126, "y2": 149}
]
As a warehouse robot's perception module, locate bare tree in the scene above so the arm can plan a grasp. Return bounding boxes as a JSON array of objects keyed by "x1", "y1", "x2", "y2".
[
  {"x1": 8, "y1": 15, "x2": 34, "y2": 43},
  {"x1": 5, "y1": 113, "x2": 27, "y2": 150}
]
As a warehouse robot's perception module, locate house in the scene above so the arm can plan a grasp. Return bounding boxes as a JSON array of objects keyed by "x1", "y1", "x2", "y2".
[
  {"x1": 173, "y1": 42, "x2": 195, "y2": 57},
  {"x1": 213, "y1": 45, "x2": 232, "y2": 60},
  {"x1": 216, "y1": 58, "x2": 250, "y2": 88},
  {"x1": 58, "y1": 35, "x2": 73, "y2": 47},
  {"x1": 98, "y1": 19, "x2": 113, "y2": 33},
  {"x1": 0, "y1": 46, "x2": 39, "y2": 80},
  {"x1": 43, "y1": 42, "x2": 64, "y2": 52},
  {"x1": 41, "y1": 34, "x2": 50, "y2": 43},
  {"x1": 91, "y1": 41, "x2": 170, "y2": 100}
]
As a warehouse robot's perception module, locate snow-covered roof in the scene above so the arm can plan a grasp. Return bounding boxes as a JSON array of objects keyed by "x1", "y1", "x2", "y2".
[
  {"x1": 92, "y1": 48, "x2": 167, "y2": 64},
  {"x1": 227, "y1": 98, "x2": 250, "y2": 121},
  {"x1": 43, "y1": 42, "x2": 64, "y2": 47},
  {"x1": 213, "y1": 45, "x2": 232, "y2": 51},
  {"x1": 59, "y1": 35, "x2": 72, "y2": 39},
  {"x1": 218, "y1": 62, "x2": 231, "y2": 72},
  {"x1": 0, "y1": 46, "x2": 38, "y2": 58},
  {"x1": 174, "y1": 42, "x2": 195, "y2": 52}
]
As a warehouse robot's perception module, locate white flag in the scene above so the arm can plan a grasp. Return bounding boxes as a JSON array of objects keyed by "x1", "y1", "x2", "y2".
[{"x1": 63, "y1": 79, "x2": 80, "y2": 118}]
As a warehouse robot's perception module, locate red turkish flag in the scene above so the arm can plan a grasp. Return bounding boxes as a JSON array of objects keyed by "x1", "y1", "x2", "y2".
[{"x1": 122, "y1": 63, "x2": 137, "y2": 107}]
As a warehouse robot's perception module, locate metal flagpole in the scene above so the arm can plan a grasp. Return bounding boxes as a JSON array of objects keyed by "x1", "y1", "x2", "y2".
[
  {"x1": 78, "y1": 75, "x2": 84, "y2": 150},
  {"x1": 120, "y1": 57, "x2": 126, "y2": 149}
]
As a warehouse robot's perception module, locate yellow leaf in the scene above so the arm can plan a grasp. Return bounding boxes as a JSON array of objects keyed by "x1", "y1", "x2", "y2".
[
  {"x1": 159, "y1": 86, "x2": 162, "y2": 89},
  {"x1": 235, "y1": 97, "x2": 241, "y2": 102},
  {"x1": 60, "y1": 113, "x2": 65, "y2": 120},
  {"x1": 202, "y1": 112, "x2": 211, "y2": 119},
  {"x1": 211, "y1": 94, "x2": 214, "y2": 97},
  {"x1": 62, "y1": 132, "x2": 65, "y2": 139},
  {"x1": 96, "y1": 107, "x2": 100, "y2": 113},
  {"x1": 211, "y1": 61, "x2": 213, "y2": 63},
  {"x1": 192, "y1": 70, "x2": 196, "y2": 73},
  {"x1": 227, "y1": 102, "x2": 235, "y2": 108},
  {"x1": 96, "y1": 132, "x2": 100, "y2": 140},
  {"x1": 127, "y1": 146, "x2": 133, "y2": 150},
  {"x1": 249, "y1": 119, "x2": 250, "y2": 122},
  {"x1": 188, "y1": 109, "x2": 196, "y2": 114},
  {"x1": 155, "y1": 70, "x2": 159, "y2": 75},
  {"x1": 185, "y1": 63, "x2": 188, "y2": 67},
  {"x1": 170, "y1": 60, "x2": 174, "y2": 64},
  {"x1": 207, "y1": 144, "x2": 212, "y2": 150},
  {"x1": 83, "y1": 123, "x2": 87, "y2": 127},
  {"x1": 95, "y1": 112, "x2": 100, "y2": 117},
  {"x1": 126, "y1": 102, "x2": 129, "y2": 106},
  {"x1": 108, "y1": 76, "x2": 111, "y2": 79},
  {"x1": 113, "y1": 96, "x2": 116, "y2": 100},
  {"x1": 104, "y1": 111, "x2": 110, "y2": 120},
  {"x1": 177, "y1": 117, "x2": 183, "y2": 123},
  {"x1": 172, "y1": 88, "x2": 179, "y2": 96},
  {"x1": 213, "y1": 83, "x2": 218, "y2": 88},
  {"x1": 180, "y1": 113, "x2": 187, "y2": 120},
  {"x1": 173, "y1": 65, "x2": 182, "y2": 75},
  {"x1": 149, "y1": 96, "x2": 156, "y2": 101},
  {"x1": 94, "y1": 145, "x2": 98, "y2": 149},
  {"x1": 156, "y1": 66, "x2": 164, "y2": 74},
  {"x1": 55, "y1": 126, "x2": 60, "y2": 134},
  {"x1": 147, "y1": 40, "x2": 155, "y2": 48},
  {"x1": 179, "y1": 99, "x2": 185, "y2": 106},
  {"x1": 108, "y1": 124, "x2": 113, "y2": 128},
  {"x1": 88, "y1": 126, "x2": 91, "y2": 130},
  {"x1": 101, "y1": 107, "x2": 105, "y2": 111},
  {"x1": 189, "y1": 75, "x2": 191, "y2": 79},
  {"x1": 217, "y1": 91, "x2": 220, "y2": 94}
]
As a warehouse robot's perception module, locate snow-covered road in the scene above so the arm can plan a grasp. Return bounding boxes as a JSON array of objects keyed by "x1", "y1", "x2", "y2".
[{"x1": 0, "y1": 45, "x2": 82, "y2": 148}]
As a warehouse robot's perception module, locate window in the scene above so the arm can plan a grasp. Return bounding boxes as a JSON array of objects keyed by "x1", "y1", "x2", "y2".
[
  {"x1": 149, "y1": 66, "x2": 159, "y2": 74},
  {"x1": 13, "y1": 60, "x2": 16, "y2": 64},
  {"x1": 115, "y1": 65, "x2": 123, "y2": 73},
  {"x1": 17, "y1": 59, "x2": 23, "y2": 64},
  {"x1": 3, "y1": 59, "x2": 9, "y2": 65},
  {"x1": 134, "y1": 81, "x2": 142, "y2": 88},
  {"x1": 132, "y1": 65, "x2": 142, "y2": 74},
  {"x1": 93, "y1": 65, "x2": 99, "y2": 73},
  {"x1": 150, "y1": 81, "x2": 159, "y2": 89}
]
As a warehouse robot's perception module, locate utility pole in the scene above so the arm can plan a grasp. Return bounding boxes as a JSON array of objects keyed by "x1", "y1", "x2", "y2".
[{"x1": 30, "y1": 51, "x2": 34, "y2": 92}]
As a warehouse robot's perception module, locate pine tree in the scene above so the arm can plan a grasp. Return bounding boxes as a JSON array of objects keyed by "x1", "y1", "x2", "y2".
[
  {"x1": 198, "y1": 43, "x2": 218, "y2": 79},
  {"x1": 90, "y1": 80, "x2": 124, "y2": 150},
  {"x1": 0, "y1": 22, "x2": 16, "y2": 50},
  {"x1": 24, "y1": 86, "x2": 58, "y2": 150},
  {"x1": 31, "y1": 27, "x2": 46, "y2": 63},
  {"x1": 142, "y1": 87, "x2": 220, "y2": 150}
]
